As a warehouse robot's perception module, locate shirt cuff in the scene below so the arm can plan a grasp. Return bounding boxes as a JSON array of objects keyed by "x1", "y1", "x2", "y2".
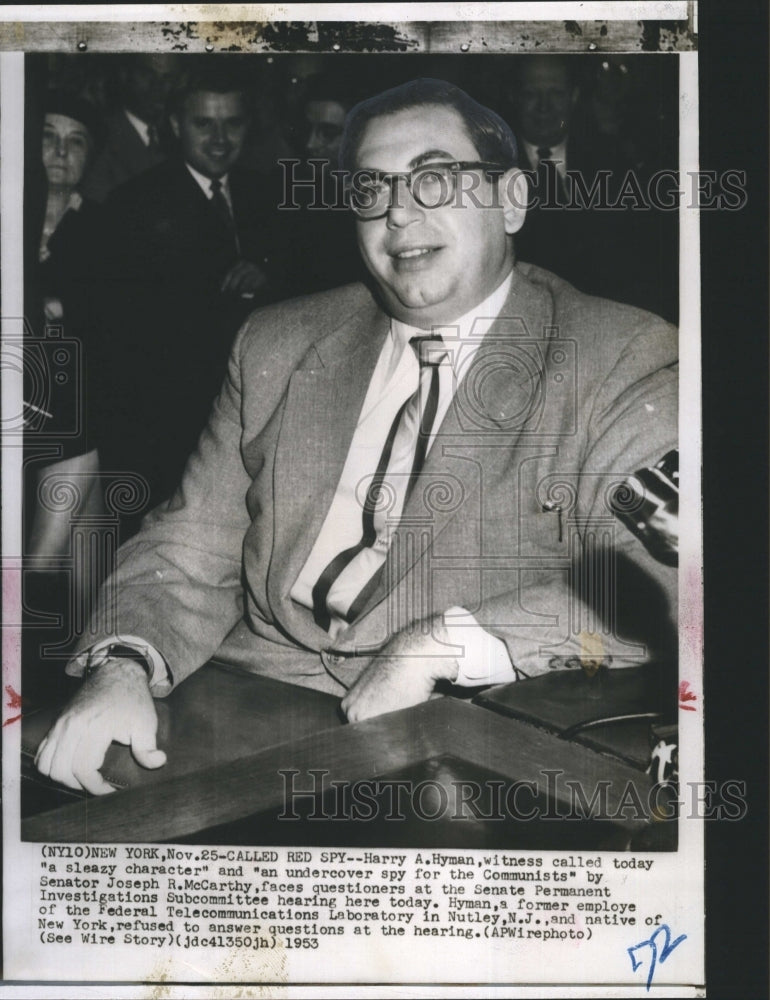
[
  {"x1": 443, "y1": 607, "x2": 516, "y2": 687},
  {"x1": 68, "y1": 635, "x2": 170, "y2": 693}
]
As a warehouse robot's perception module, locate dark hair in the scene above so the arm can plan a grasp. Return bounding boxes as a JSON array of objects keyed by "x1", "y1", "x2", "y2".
[
  {"x1": 339, "y1": 78, "x2": 517, "y2": 172},
  {"x1": 301, "y1": 72, "x2": 358, "y2": 112},
  {"x1": 168, "y1": 60, "x2": 251, "y2": 117},
  {"x1": 509, "y1": 54, "x2": 579, "y2": 90},
  {"x1": 43, "y1": 91, "x2": 105, "y2": 153}
]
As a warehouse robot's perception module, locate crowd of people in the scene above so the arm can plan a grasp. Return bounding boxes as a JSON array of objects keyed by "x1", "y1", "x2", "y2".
[{"x1": 22, "y1": 54, "x2": 679, "y2": 672}]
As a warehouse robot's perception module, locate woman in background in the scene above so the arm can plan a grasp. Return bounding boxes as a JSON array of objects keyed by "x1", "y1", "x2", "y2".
[{"x1": 27, "y1": 93, "x2": 105, "y2": 616}]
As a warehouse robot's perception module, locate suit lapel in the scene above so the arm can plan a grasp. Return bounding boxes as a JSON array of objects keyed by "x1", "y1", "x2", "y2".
[
  {"x1": 172, "y1": 161, "x2": 241, "y2": 254},
  {"x1": 267, "y1": 294, "x2": 390, "y2": 641},
  {"x1": 116, "y1": 111, "x2": 152, "y2": 174},
  {"x1": 348, "y1": 266, "x2": 555, "y2": 630}
]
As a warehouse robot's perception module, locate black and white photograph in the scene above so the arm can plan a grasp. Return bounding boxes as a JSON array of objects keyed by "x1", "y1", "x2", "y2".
[{"x1": 3, "y1": 1, "x2": 751, "y2": 993}]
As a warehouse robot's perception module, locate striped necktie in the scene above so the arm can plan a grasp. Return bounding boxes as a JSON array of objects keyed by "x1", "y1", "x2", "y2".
[
  {"x1": 209, "y1": 177, "x2": 239, "y2": 250},
  {"x1": 312, "y1": 335, "x2": 447, "y2": 632}
]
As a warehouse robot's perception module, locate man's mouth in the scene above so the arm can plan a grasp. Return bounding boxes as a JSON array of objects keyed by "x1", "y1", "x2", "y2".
[
  {"x1": 396, "y1": 248, "x2": 431, "y2": 259},
  {"x1": 390, "y1": 245, "x2": 442, "y2": 262}
]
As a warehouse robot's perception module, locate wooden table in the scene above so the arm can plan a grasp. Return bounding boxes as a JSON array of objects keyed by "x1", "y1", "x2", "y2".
[{"x1": 21, "y1": 663, "x2": 667, "y2": 848}]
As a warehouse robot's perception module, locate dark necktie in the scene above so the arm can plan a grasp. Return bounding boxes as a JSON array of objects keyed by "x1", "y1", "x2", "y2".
[
  {"x1": 536, "y1": 146, "x2": 566, "y2": 206},
  {"x1": 146, "y1": 124, "x2": 160, "y2": 152},
  {"x1": 209, "y1": 177, "x2": 238, "y2": 249},
  {"x1": 312, "y1": 335, "x2": 446, "y2": 631}
]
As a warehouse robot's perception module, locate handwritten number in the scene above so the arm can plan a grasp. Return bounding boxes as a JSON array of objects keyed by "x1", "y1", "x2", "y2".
[{"x1": 628, "y1": 924, "x2": 687, "y2": 990}]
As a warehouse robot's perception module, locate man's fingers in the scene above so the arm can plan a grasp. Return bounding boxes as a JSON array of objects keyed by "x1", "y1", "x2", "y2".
[
  {"x1": 340, "y1": 691, "x2": 354, "y2": 720},
  {"x1": 221, "y1": 261, "x2": 247, "y2": 293},
  {"x1": 70, "y1": 733, "x2": 116, "y2": 795},
  {"x1": 72, "y1": 765, "x2": 116, "y2": 796},
  {"x1": 130, "y1": 732, "x2": 167, "y2": 770},
  {"x1": 132, "y1": 746, "x2": 167, "y2": 770},
  {"x1": 34, "y1": 733, "x2": 54, "y2": 773},
  {"x1": 341, "y1": 690, "x2": 367, "y2": 724},
  {"x1": 221, "y1": 264, "x2": 238, "y2": 292},
  {"x1": 36, "y1": 718, "x2": 81, "y2": 784}
]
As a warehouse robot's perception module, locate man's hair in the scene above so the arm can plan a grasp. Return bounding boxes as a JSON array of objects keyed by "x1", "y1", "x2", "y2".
[
  {"x1": 339, "y1": 78, "x2": 518, "y2": 172},
  {"x1": 509, "y1": 54, "x2": 578, "y2": 89},
  {"x1": 301, "y1": 72, "x2": 358, "y2": 113},
  {"x1": 168, "y1": 60, "x2": 251, "y2": 117}
]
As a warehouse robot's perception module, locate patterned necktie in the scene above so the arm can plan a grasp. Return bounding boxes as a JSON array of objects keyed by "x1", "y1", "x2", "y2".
[
  {"x1": 312, "y1": 335, "x2": 447, "y2": 631},
  {"x1": 209, "y1": 177, "x2": 238, "y2": 249},
  {"x1": 536, "y1": 146, "x2": 566, "y2": 205}
]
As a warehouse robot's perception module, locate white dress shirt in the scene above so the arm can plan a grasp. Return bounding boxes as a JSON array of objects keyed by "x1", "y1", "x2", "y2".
[
  {"x1": 291, "y1": 270, "x2": 517, "y2": 687},
  {"x1": 522, "y1": 137, "x2": 569, "y2": 181},
  {"x1": 185, "y1": 163, "x2": 234, "y2": 214},
  {"x1": 124, "y1": 108, "x2": 152, "y2": 147}
]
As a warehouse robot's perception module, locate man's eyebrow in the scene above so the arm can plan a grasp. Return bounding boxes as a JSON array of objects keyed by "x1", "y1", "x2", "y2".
[
  {"x1": 409, "y1": 149, "x2": 457, "y2": 168},
  {"x1": 355, "y1": 148, "x2": 458, "y2": 172}
]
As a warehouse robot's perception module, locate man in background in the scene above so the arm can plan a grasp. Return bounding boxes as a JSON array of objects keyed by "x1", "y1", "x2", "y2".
[
  {"x1": 94, "y1": 64, "x2": 289, "y2": 534},
  {"x1": 82, "y1": 54, "x2": 181, "y2": 202},
  {"x1": 508, "y1": 55, "x2": 675, "y2": 320},
  {"x1": 283, "y1": 73, "x2": 365, "y2": 294}
]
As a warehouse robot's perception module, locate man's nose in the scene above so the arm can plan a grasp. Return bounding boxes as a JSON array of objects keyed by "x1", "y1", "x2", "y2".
[
  {"x1": 55, "y1": 137, "x2": 68, "y2": 158},
  {"x1": 211, "y1": 122, "x2": 228, "y2": 144},
  {"x1": 385, "y1": 176, "x2": 424, "y2": 228}
]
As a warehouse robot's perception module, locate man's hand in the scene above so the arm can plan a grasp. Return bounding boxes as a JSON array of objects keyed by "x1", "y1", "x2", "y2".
[
  {"x1": 34, "y1": 659, "x2": 166, "y2": 795},
  {"x1": 341, "y1": 616, "x2": 459, "y2": 723},
  {"x1": 220, "y1": 260, "x2": 268, "y2": 296}
]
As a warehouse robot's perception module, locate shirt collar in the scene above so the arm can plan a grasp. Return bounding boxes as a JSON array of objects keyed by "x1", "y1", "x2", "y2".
[
  {"x1": 124, "y1": 108, "x2": 151, "y2": 146},
  {"x1": 522, "y1": 137, "x2": 568, "y2": 169},
  {"x1": 185, "y1": 162, "x2": 231, "y2": 200},
  {"x1": 391, "y1": 268, "x2": 514, "y2": 353}
]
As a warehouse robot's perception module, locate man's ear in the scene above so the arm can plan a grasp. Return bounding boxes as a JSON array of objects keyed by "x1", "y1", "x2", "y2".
[
  {"x1": 169, "y1": 113, "x2": 180, "y2": 140},
  {"x1": 500, "y1": 168, "x2": 528, "y2": 235}
]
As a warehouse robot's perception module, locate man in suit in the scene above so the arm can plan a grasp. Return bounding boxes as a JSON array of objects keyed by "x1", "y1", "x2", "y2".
[
  {"x1": 81, "y1": 54, "x2": 180, "y2": 203},
  {"x1": 283, "y1": 73, "x2": 365, "y2": 295},
  {"x1": 94, "y1": 65, "x2": 290, "y2": 532},
  {"x1": 508, "y1": 55, "x2": 677, "y2": 321},
  {"x1": 36, "y1": 79, "x2": 677, "y2": 795}
]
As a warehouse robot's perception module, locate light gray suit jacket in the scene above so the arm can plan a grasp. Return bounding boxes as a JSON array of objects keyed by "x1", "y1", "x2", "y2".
[{"x1": 73, "y1": 263, "x2": 678, "y2": 697}]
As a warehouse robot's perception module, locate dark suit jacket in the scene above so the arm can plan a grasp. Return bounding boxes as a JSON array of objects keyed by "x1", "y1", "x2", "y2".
[
  {"x1": 36, "y1": 198, "x2": 105, "y2": 456},
  {"x1": 94, "y1": 159, "x2": 291, "y2": 518},
  {"x1": 73, "y1": 265, "x2": 678, "y2": 698},
  {"x1": 81, "y1": 110, "x2": 166, "y2": 204},
  {"x1": 515, "y1": 134, "x2": 678, "y2": 323}
]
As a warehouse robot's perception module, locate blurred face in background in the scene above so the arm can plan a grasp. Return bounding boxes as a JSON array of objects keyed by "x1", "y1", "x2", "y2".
[
  {"x1": 171, "y1": 90, "x2": 249, "y2": 179},
  {"x1": 123, "y1": 54, "x2": 179, "y2": 127},
  {"x1": 511, "y1": 58, "x2": 578, "y2": 148},
  {"x1": 42, "y1": 113, "x2": 92, "y2": 190},
  {"x1": 304, "y1": 99, "x2": 347, "y2": 161}
]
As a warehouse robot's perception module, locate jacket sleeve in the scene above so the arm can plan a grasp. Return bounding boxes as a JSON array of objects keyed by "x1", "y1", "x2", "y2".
[
  {"x1": 68, "y1": 320, "x2": 254, "y2": 694},
  {"x1": 324, "y1": 315, "x2": 679, "y2": 688},
  {"x1": 479, "y1": 319, "x2": 679, "y2": 676}
]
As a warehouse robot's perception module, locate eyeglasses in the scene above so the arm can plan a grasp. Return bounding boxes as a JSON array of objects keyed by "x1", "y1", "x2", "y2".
[{"x1": 346, "y1": 161, "x2": 505, "y2": 219}]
